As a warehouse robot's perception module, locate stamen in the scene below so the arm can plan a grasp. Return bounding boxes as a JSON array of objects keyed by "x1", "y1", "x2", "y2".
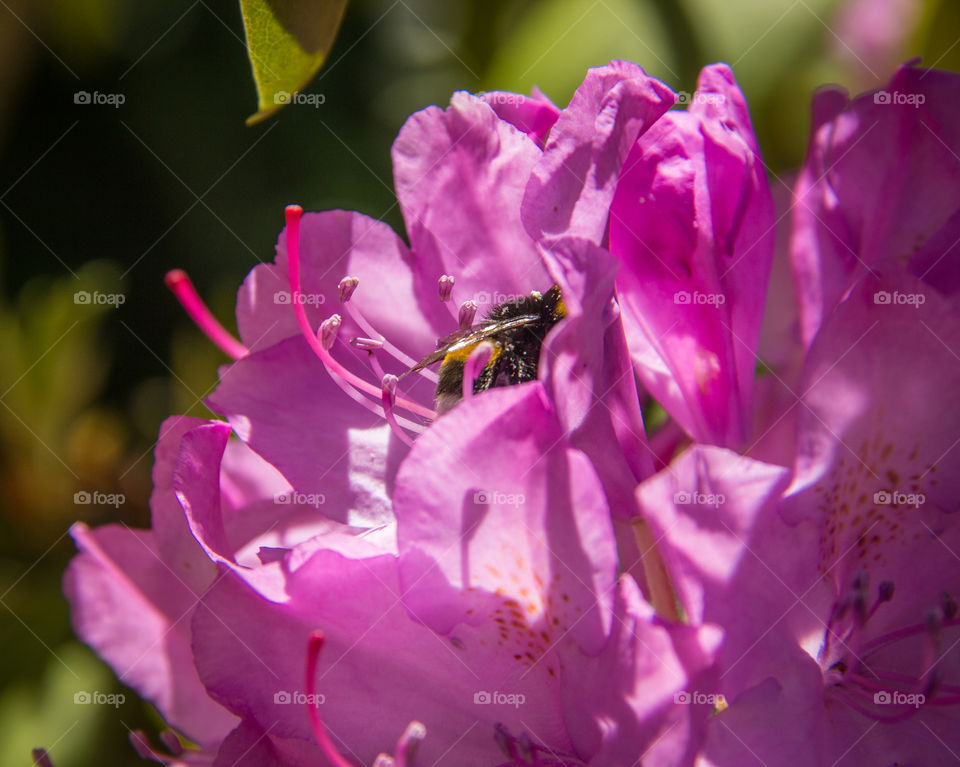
[
  {"x1": 822, "y1": 596, "x2": 850, "y2": 661},
  {"x1": 922, "y1": 607, "x2": 944, "y2": 680},
  {"x1": 942, "y1": 591, "x2": 958, "y2": 620},
  {"x1": 128, "y1": 730, "x2": 177, "y2": 764},
  {"x1": 852, "y1": 570, "x2": 869, "y2": 592},
  {"x1": 164, "y1": 269, "x2": 249, "y2": 360},
  {"x1": 458, "y1": 300, "x2": 478, "y2": 329},
  {"x1": 284, "y1": 205, "x2": 434, "y2": 421},
  {"x1": 382, "y1": 375, "x2": 415, "y2": 447},
  {"x1": 315, "y1": 323, "x2": 393, "y2": 420},
  {"x1": 305, "y1": 631, "x2": 354, "y2": 767},
  {"x1": 517, "y1": 733, "x2": 544, "y2": 767},
  {"x1": 866, "y1": 580, "x2": 896, "y2": 622},
  {"x1": 159, "y1": 731, "x2": 183, "y2": 756},
  {"x1": 367, "y1": 352, "x2": 422, "y2": 437},
  {"x1": 306, "y1": 631, "x2": 426, "y2": 767},
  {"x1": 321, "y1": 315, "x2": 342, "y2": 350},
  {"x1": 393, "y1": 721, "x2": 427, "y2": 767},
  {"x1": 338, "y1": 294, "x2": 437, "y2": 382},
  {"x1": 339, "y1": 276, "x2": 360, "y2": 302},
  {"x1": 318, "y1": 323, "x2": 424, "y2": 432},
  {"x1": 927, "y1": 607, "x2": 944, "y2": 631},
  {"x1": 129, "y1": 731, "x2": 154, "y2": 760},
  {"x1": 31, "y1": 749, "x2": 55, "y2": 767},
  {"x1": 462, "y1": 342, "x2": 495, "y2": 403},
  {"x1": 878, "y1": 581, "x2": 895, "y2": 602},
  {"x1": 351, "y1": 337, "x2": 384, "y2": 351},
  {"x1": 923, "y1": 666, "x2": 944, "y2": 698},
  {"x1": 859, "y1": 615, "x2": 960, "y2": 656},
  {"x1": 832, "y1": 687, "x2": 922, "y2": 724},
  {"x1": 495, "y1": 724, "x2": 519, "y2": 761},
  {"x1": 438, "y1": 274, "x2": 455, "y2": 302},
  {"x1": 367, "y1": 347, "x2": 388, "y2": 383}
]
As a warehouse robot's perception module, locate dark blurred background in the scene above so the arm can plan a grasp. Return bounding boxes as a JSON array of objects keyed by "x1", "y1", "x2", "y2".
[{"x1": 0, "y1": 0, "x2": 956, "y2": 763}]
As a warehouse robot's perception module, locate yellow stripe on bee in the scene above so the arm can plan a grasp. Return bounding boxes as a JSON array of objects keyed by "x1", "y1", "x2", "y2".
[
  {"x1": 554, "y1": 295, "x2": 567, "y2": 319},
  {"x1": 443, "y1": 340, "x2": 502, "y2": 366}
]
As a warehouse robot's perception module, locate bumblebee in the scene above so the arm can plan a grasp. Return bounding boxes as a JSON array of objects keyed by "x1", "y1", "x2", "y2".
[{"x1": 407, "y1": 285, "x2": 567, "y2": 413}]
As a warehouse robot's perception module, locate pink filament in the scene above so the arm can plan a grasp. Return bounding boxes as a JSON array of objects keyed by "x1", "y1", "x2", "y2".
[
  {"x1": 341, "y1": 298, "x2": 437, "y2": 383},
  {"x1": 382, "y1": 375, "x2": 416, "y2": 447},
  {"x1": 164, "y1": 269, "x2": 249, "y2": 360},
  {"x1": 284, "y1": 206, "x2": 434, "y2": 421}
]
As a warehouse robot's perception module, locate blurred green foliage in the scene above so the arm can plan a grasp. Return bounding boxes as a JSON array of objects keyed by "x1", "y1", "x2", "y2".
[{"x1": 0, "y1": 0, "x2": 954, "y2": 764}]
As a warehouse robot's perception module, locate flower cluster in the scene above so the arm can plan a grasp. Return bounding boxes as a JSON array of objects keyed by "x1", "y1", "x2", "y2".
[{"x1": 63, "y1": 60, "x2": 960, "y2": 766}]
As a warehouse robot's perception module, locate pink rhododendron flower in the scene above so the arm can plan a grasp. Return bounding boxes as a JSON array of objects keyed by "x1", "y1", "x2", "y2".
[
  {"x1": 521, "y1": 62, "x2": 775, "y2": 450},
  {"x1": 635, "y1": 61, "x2": 960, "y2": 759},
  {"x1": 792, "y1": 60, "x2": 960, "y2": 348},
  {"x1": 61, "y1": 53, "x2": 960, "y2": 767},
  {"x1": 215, "y1": 61, "x2": 672, "y2": 522},
  {"x1": 63, "y1": 62, "x2": 719, "y2": 766},
  {"x1": 607, "y1": 65, "x2": 775, "y2": 449},
  {"x1": 832, "y1": 0, "x2": 924, "y2": 84}
]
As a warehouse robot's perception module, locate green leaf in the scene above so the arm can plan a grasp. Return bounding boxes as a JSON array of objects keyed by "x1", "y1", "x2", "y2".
[{"x1": 239, "y1": 0, "x2": 348, "y2": 125}]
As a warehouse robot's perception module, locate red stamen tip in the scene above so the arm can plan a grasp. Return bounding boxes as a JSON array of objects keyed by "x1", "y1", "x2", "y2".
[
  {"x1": 164, "y1": 268, "x2": 188, "y2": 288},
  {"x1": 164, "y1": 268, "x2": 248, "y2": 360}
]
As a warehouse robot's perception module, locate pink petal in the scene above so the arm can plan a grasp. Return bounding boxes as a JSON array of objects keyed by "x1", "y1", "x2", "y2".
[
  {"x1": 207, "y1": 336, "x2": 407, "y2": 528},
  {"x1": 393, "y1": 383, "x2": 618, "y2": 655},
  {"x1": 392, "y1": 91, "x2": 551, "y2": 309},
  {"x1": 538, "y1": 236, "x2": 654, "y2": 515},
  {"x1": 235, "y1": 210, "x2": 451, "y2": 357},
  {"x1": 479, "y1": 89, "x2": 560, "y2": 147},
  {"x1": 609, "y1": 64, "x2": 775, "y2": 447},
  {"x1": 64, "y1": 523, "x2": 237, "y2": 747},
  {"x1": 562, "y1": 576, "x2": 722, "y2": 766},
  {"x1": 522, "y1": 60, "x2": 675, "y2": 245},
  {"x1": 193, "y1": 548, "x2": 572, "y2": 766},
  {"x1": 791, "y1": 62, "x2": 960, "y2": 346}
]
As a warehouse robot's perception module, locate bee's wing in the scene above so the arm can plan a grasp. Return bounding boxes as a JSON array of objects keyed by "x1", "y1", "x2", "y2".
[{"x1": 404, "y1": 314, "x2": 540, "y2": 374}]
